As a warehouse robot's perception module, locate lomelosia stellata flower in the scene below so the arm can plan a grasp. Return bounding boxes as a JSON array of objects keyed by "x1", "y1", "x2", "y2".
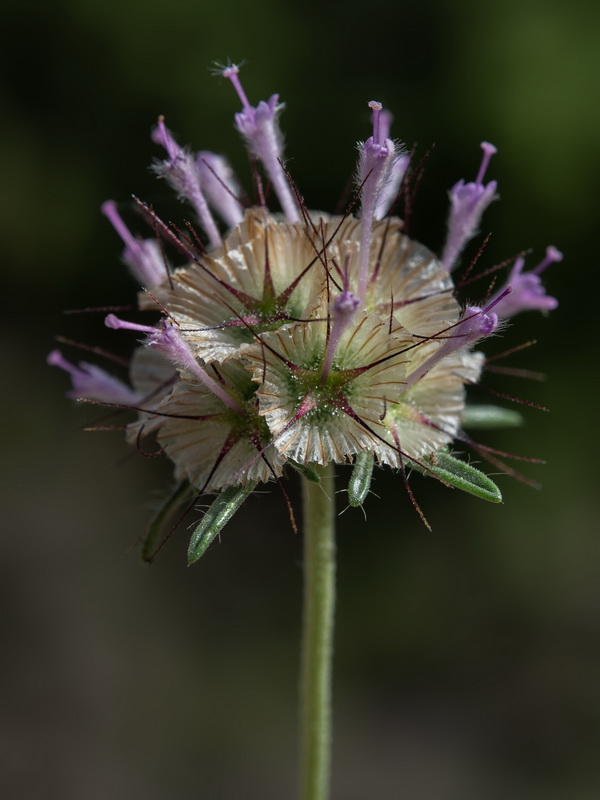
[{"x1": 49, "y1": 64, "x2": 560, "y2": 553}]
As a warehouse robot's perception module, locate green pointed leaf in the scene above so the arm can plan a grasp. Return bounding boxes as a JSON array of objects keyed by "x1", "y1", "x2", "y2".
[
  {"x1": 413, "y1": 452, "x2": 502, "y2": 503},
  {"x1": 188, "y1": 482, "x2": 257, "y2": 565},
  {"x1": 348, "y1": 451, "x2": 374, "y2": 507},
  {"x1": 462, "y1": 405, "x2": 524, "y2": 429},
  {"x1": 141, "y1": 481, "x2": 194, "y2": 563},
  {"x1": 289, "y1": 460, "x2": 321, "y2": 483}
]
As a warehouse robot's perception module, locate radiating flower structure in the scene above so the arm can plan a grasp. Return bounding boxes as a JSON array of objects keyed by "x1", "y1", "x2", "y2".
[{"x1": 50, "y1": 65, "x2": 560, "y2": 551}]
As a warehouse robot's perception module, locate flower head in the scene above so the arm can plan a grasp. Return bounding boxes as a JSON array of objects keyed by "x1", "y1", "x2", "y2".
[{"x1": 51, "y1": 65, "x2": 558, "y2": 544}]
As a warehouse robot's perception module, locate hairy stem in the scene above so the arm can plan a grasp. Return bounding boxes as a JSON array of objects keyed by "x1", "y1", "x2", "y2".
[{"x1": 300, "y1": 462, "x2": 336, "y2": 800}]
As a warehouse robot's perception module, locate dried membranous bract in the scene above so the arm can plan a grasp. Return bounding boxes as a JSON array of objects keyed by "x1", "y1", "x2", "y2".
[{"x1": 49, "y1": 67, "x2": 560, "y2": 551}]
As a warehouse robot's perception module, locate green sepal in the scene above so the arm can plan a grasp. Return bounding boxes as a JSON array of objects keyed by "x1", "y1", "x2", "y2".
[
  {"x1": 462, "y1": 405, "x2": 524, "y2": 429},
  {"x1": 413, "y1": 451, "x2": 502, "y2": 503},
  {"x1": 289, "y1": 460, "x2": 321, "y2": 483},
  {"x1": 188, "y1": 481, "x2": 257, "y2": 565},
  {"x1": 141, "y1": 481, "x2": 194, "y2": 563},
  {"x1": 348, "y1": 451, "x2": 374, "y2": 507}
]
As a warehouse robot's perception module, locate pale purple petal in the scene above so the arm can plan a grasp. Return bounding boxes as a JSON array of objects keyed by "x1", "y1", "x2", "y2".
[
  {"x1": 356, "y1": 102, "x2": 398, "y2": 302},
  {"x1": 321, "y1": 290, "x2": 361, "y2": 382},
  {"x1": 224, "y1": 65, "x2": 298, "y2": 222},
  {"x1": 197, "y1": 151, "x2": 244, "y2": 228},
  {"x1": 47, "y1": 350, "x2": 141, "y2": 405},
  {"x1": 373, "y1": 154, "x2": 410, "y2": 220},
  {"x1": 152, "y1": 117, "x2": 222, "y2": 249},
  {"x1": 101, "y1": 201, "x2": 167, "y2": 287},
  {"x1": 372, "y1": 108, "x2": 409, "y2": 220},
  {"x1": 442, "y1": 142, "x2": 498, "y2": 271},
  {"x1": 491, "y1": 247, "x2": 562, "y2": 318}
]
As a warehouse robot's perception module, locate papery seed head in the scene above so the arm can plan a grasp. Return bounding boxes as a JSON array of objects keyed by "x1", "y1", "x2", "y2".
[{"x1": 51, "y1": 68, "x2": 559, "y2": 515}]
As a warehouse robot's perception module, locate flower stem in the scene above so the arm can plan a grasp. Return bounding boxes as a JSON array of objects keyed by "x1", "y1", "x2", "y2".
[{"x1": 300, "y1": 462, "x2": 336, "y2": 800}]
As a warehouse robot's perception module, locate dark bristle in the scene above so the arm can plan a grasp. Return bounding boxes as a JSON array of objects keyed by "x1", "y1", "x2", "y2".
[
  {"x1": 198, "y1": 154, "x2": 246, "y2": 212},
  {"x1": 455, "y1": 232, "x2": 492, "y2": 288},
  {"x1": 77, "y1": 397, "x2": 222, "y2": 421},
  {"x1": 401, "y1": 143, "x2": 435, "y2": 237},
  {"x1": 63, "y1": 305, "x2": 137, "y2": 316},
  {"x1": 146, "y1": 492, "x2": 201, "y2": 562},
  {"x1": 259, "y1": 447, "x2": 298, "y2": 534},
  {"x1": 465, "y1": 379, "x2": 549, "y2": 411},
  {"x1": 54, "y1": 336, "x2": 131, "y2": 367},
  {"x1": 135, "y1": 424, "x2": 164, "y2": 459},
  {"x1": 485, "y1": 364, "x2": 546, "y2": 382},
  {"x1": 458, "y1": 248, "x2": 531, "y2": 288},
  {"x1": 485, "y1": 339, "x2": 538, "y2": 364}
]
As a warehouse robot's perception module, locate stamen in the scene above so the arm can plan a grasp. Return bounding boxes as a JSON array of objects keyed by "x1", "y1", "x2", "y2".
[
  {"x1": 101, "y1": 200, "x2": 137, "y2": 250},
  {"x1": 222, "y1": 64, "x2": 251, "y2": 109},
  {"x1": 105, "y1": 314, "x2": 155, "y2": 334},
  {"x1": 368, "y1": 100, "x2": 383, "y2": 143},
  {"x1": 476, "y1": 142, "x2": 497, "y2": 186},
  {"x1": 533, "y1": 245, "x2": 563, "y2": 275},
  {"x1": 101, "y1": 201, "x2": 167, "y2": 287}
]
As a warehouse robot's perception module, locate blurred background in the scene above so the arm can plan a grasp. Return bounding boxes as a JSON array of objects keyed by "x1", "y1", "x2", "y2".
[{"x1": 1, "y1": 0, "x2": 598, "y2": 797}]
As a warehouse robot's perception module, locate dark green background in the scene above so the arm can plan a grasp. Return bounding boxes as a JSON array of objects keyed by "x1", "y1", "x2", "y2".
[{"x1": 2, "y1": 0, "x2": 598, "y2": 797}]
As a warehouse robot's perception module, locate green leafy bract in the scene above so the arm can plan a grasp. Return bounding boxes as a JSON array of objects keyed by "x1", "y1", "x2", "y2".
[
  {"x1": 348, "y1": 452, "x2": 374, "y2": 507},
  {"x1": 462, "y1": 405, "x2": 524, "y2": 429},
  {"x1": 412, "y1": 452, "x2": 502, "y2": 503},
  {"x1": 289, "y1": 460, "x2": 321, "y2": 483},
  {"x1": 188, "y1": 482, "x2": 257, "y2": 564},
  {"x1": 141, "y1": 481, "x2": 194, "y2": 563}
]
